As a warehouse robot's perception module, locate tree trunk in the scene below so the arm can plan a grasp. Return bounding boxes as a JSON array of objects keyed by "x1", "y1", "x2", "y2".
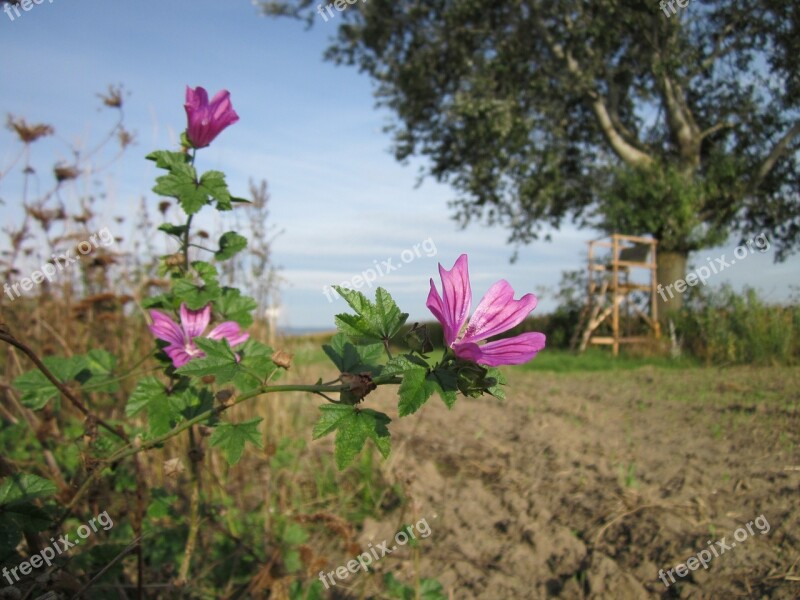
[{"x1": 656, "y1": 250, "x2": 689, "y2": 325}]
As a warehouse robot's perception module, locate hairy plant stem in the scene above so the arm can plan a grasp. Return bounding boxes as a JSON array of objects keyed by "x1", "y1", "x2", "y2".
[{"x1": 59, "y1": 376, "x2": 401, "y2": 524}]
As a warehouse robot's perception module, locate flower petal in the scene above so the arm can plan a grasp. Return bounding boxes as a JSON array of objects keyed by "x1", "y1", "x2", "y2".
[
  {"x1": 148, "y1": 310, "x2": 185, "y2": 347},
  {"x1": 180, "y1": 303, "x2": 211, "y2": 340},
  {"x1": 184, "y1": 86, "x2": 238, "y2": 148},
  {"x1": 454, "y1": 332, "x2": 546, "y2": 367},
  {"x1": 426, "y1": 254, "x2": 471, "y2": 347},
  {"x1": 207, "y1": 321, "x2": 249, "y2": 347},
  {"x1": 461, "y1": 280, "x2": 537, "y2": 343},
  {"x1": 164, "y1": 345, "x2": 195, "y2": 368}
]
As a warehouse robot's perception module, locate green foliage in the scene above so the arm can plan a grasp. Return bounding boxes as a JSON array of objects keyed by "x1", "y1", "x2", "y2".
[
  {"x1": 147, "y1": 151, "x2": 240, "y2": 215},
  {"x1": 675, "y1": 285, "x2": 800, "y2": 365},
  {"x1": 13, "y1": 351, "x2": 120, "y2": 410},
  {"x1": 313, "y1": 404, "x2": 391, "y2": 469},
  {"x1": 259, "y1": 0, "x2": 800, "y2": 260},
  {"x1": 383, "y1": 572, "x2": 447, "y2": 600},
  {"x1": 0, "y1": 474, "x2": 57, "y2": 560},
  {"x1": 209, "y1": 418, "x2": 264, "y2": 466},
  {"x1": 215, "y1": 231, "x2": 248, "y2": 260},
  {"x1": 334, "y1": 285, "x2": 409, "y2": 345}
]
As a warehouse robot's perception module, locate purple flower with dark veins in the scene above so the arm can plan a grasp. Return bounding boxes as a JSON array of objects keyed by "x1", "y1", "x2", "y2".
[
  {"x1": 149, "y1": 303, "x2": 248, "y2": 368},
  {"x1": 427, "y1": 254, "x2": 546, "y2": 366}
]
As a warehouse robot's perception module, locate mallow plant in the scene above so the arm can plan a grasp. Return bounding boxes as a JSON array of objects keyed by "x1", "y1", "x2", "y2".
[{"x1": 0, "y1": 85, "x2": 545, "y2": 591}]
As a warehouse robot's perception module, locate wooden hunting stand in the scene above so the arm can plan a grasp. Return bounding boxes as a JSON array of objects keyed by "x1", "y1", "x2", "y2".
[{"x1": 576, "y1": 234, "x2": 661, "y2": 356}]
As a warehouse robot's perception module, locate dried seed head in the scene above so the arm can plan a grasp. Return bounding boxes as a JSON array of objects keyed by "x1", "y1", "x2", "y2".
[
  {"x1": 272, "y1": 350, "x2": 293, "y2": 369},
  {"x1": 6, "y1": 115, "x2": 54, "y2": 143}
]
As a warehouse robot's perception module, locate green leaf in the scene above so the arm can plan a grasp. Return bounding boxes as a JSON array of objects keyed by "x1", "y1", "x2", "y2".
[
  {"x1": 199, "y1": 170, "x2": 235, "y2": 211},
  {"x1": 383, "y1": 573, "x2": 446, "y2": 600},
  {"x1": 313, "y1": 405, "x2": 391, "y2": 469},
  {"x1": 209, "y1": 418, "x2": 264, "y2": 466},
  {"x1": 176, "y1": 338, "x2": 239, "y2": 383},
  {"x1": 0, "y1": 474, "x2": 56, "y2": 557},
  {"x1": 0, "y1": 474, "x2": 57, "y2": 505},
  {"x1": 152, "y1": 165, "x2": 206, "y2": 216},
  {"x1": 485, "y1": 367, "x2": 507, "y2": 400},
  {"x1": 76, "y1": 349, "x2": 119, "y2": 393},
  {"x1": 126, "y1": 377, "x2": 180, "y2": 437},
  {"x1": 333, "y1": 286, "x2": 408, "y2": 344},
  {"x1": 215, "y1": 231, "x2": 247, "y2": 261},
  {"x1": 397, "y1": 366, "x2": 437, "y2": 416},
  {"x1": 322, "y1": 332, "x2": 383, "y2": 374},
  {"x1": 13, "y1": 356, "x2": 85, "y2": 410},
  {"x1": 429, "y1": 365, "x2": 459, "y2": 408},
  {"x1": 172, "y1": 261, "x2": 221, "y2": 309},
  {"x1": 234, "y1": 339, "x2": 277, "y2": 391},
  {"x1": 175, "y1": 338, "x2": 275, "y2": 393},
  {"x1": 146, "y1": 150, "x2": 191, "y2": 171},
  {"x1": 158, "y1": 223, "x2": 187, "y2": 237},
  {"x1": 216, "y1": 287, "x2": 258, "y2": 327}
]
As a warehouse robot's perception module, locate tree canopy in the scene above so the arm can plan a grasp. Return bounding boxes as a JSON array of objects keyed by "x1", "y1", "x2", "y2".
[{"x1": 259, "y1": 0, "x2": 799, "y2": 268}]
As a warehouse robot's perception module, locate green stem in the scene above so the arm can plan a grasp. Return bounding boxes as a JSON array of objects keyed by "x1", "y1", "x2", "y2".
[{"x1": 59, "y1": 376, "x2": 404, "y2": 522}]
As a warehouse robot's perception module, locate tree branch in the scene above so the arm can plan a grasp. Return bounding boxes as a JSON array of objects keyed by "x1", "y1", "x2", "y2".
[
  {"x1": 539, "y1": 27, "x2": 653, "y2": 167},
  {"x1": 753, "y1": 122, "x2": 800, "y2": 190}
]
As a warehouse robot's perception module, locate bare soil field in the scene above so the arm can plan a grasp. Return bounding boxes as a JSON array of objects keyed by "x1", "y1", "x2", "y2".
[{"x1": 334, "y1": 365, "x2": 800, "y2": 599}]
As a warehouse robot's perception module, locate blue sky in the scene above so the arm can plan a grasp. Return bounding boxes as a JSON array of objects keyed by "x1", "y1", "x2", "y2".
[{"x1": 0, "y1": 0, "x2": 795, "y2": 329}]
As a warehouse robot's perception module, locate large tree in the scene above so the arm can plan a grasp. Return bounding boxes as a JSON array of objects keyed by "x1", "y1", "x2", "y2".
[{"x1": 259, "y1": 0, "x2": 799, "y2": 315}]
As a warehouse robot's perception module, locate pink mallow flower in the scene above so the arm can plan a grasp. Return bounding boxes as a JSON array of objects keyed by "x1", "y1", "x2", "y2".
[
  {"x1": 184, "y1": 86, "x2": 239, "y2": 149},
  {"x1": 148, "y1": 303, "x2": 249, "y2": 368},
  {"x1": 426, "y1": 254, "x2": 546, "y2": 367}
]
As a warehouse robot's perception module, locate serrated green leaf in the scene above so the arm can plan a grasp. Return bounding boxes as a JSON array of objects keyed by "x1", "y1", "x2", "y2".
[
  {"x1": 429, "y1": 365, "x2": 459, "y2": 408},
  {"x1": 312, "y1": 404, "x2": 354, "y2": 439},
  {"x1": 313, "y1": 405, "x2": 391, "y2": 469},
  {"x1": 176, "y1": 338, "x2": 239, "y2": 383},
  {"x1": 374, "y1": 287, "x2": 408, "y2": 339},
  {"x1": 199, "y1": 170, "x2": 234, "y2": 211},
  {"x1": 13, "y1": 356, "x2": 85, "y2": 410},
  {"x1": 158, "y1": 223, "x2": 187, "y2": 237},
  {"x1": 146, "y1": 150, "x2": 191, "y2": 171},
  {"x1": 215, "y1": 231, "x2": 247, "y2": 261},
  {"x1": 0, "y1": 474, "x2": 57, "y2": 505},
  {"x1": 397, "y1": 367, "x2": 437, "y2": 416},
  {"x1": 172, "y1": 261, "x2": 221, "y2": 309},
  {"x1": 175, "y1": 338, "x2": 273, "y2": 393},
  {"x1": 233, "y1": 339, "x2": 276, "y2": 391},
  {"x1": 209, "y1": 418, "x2": 263, "y2": 466},
  {"x1": 322, "y1": 333, "x2": 383, "y2": 374},
  {"x1": 76, "y1": 349, "x2": 119, "y2": 393},
  {"x1": 332, "y1": 286, "x2": 408, "y2": 344},
  {"x1": 485, "y1": 367, "x2": 507, "y2": 399},
  {"x1": 216, "y1": 287, "x2": 258, "y2": 327},
  {"x1": 382, "y1": 355, "x2": 419, "y2": 377},
  {"x1": 126, "y1": 376, "x2": 180, "y2": 437},
  {"x1": 152, "y1": 166, "x2": 206, "y2": 215},
  {"x1": 2, "y1": 502, "x2": 51, "y2": 531}
]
